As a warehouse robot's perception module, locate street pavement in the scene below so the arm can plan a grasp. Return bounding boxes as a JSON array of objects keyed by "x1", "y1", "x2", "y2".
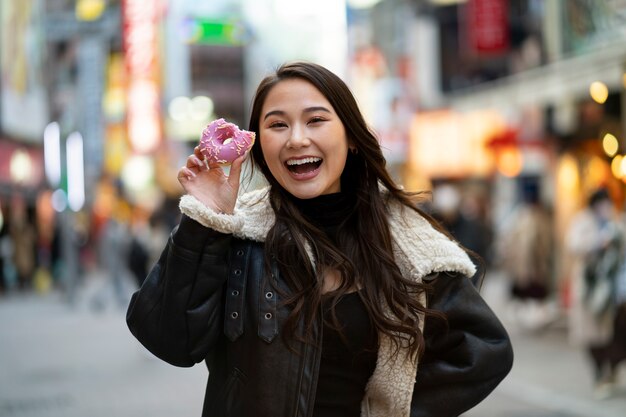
[
  {"x1": 1, "y1": 270, "x2": 625, "y2": 417},
  {"x1": 466, "y1": 272, "x2": 626, "y2": 417}
]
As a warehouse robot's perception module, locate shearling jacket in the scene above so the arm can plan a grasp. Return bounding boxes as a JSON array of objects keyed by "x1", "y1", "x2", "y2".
[{"x1": 126, "y1": 188, "x2": 513, "y2": 417}]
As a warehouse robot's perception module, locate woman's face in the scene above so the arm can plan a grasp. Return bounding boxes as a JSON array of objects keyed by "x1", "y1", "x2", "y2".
[{"x1": 259, "y1": 78, "x2": 350, "y2": 199}]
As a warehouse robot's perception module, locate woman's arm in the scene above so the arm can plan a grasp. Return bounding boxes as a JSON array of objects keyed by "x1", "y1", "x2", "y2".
[
  {"x1": 410, "y1": 272, "x2": 514, "y2": 417},
  {"x1": 126, "y1": 215, "x2": 232, "y2": 367}
]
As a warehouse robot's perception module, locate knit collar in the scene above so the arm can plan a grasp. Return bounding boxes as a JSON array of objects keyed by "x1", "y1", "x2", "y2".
[{"x1": 291, "y1": 191, "x2": 356, "y2": 230}]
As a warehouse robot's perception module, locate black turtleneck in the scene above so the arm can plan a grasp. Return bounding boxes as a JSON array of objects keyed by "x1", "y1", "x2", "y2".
[
  {"x1": 292, "y1": 191, "x2": 356, "y2": 241},
  {"x1": 291, "y1": 192, "x2": 378, "y2": 417}
]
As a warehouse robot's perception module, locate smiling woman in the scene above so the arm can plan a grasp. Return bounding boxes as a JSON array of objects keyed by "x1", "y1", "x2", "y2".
[
  {"x1": 257, "y1": 78, "x2": 350, "y2": 199},
  {"x1": 127, "y1": 61, "x2": 513, "y2": 417}
]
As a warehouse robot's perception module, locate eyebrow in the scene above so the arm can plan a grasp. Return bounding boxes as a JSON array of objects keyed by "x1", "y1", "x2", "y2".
[{"x1": 263, "y1": 106, "x2": 332, "y2": 121}]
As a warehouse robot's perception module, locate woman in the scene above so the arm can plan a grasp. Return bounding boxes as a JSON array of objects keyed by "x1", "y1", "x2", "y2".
[
  {"x1": 566, "y1": 188, "x2": 625, "y2": 399},
  {"x1": 127, "y1": 62, "x2": 513, "y2": 417}
]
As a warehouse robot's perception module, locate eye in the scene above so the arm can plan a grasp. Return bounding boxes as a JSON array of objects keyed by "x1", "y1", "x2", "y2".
[
  {"x1": 308, "y1": 116, "x2": 326, "y2": 125},
  {"x1": 268, "y1": 121, "x2": 287, "y2": 129}
]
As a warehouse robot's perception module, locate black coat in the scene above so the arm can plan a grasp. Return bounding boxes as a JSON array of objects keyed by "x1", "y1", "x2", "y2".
[{"x1": 126, "y1": 215, "x2": 513, "y2": 417}]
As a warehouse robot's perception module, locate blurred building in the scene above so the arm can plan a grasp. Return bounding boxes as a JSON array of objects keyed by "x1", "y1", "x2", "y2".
[
  {"x1": 373, "y1": 0, "x2": 626, "y2": 300},
  {"x1": 0, "y1": 0, "x2": 49, "y2": 204},
  {"x1": 338, "y1": 0, "x2": 626, "y2": 302},
  {"x1": 0, "y1": 0, "x2": 350, "y2": 292},
  {"x1": 1, "y1": 0, "x2": 625, "y2": 296}
]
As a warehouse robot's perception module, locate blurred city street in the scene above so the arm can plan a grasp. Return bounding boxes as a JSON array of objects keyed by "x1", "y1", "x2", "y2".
[
  {"x1": 467, "y1": 272, "x2": 626, "y2": 417},
  {"x1": 2, "y1": 0, "x2": 626, "y2": 417},
  {"x1": 1, "y1": 270, "x2": 625, "y2": 417},
  {"x1": 0, "y1": 270, "x2": 207, "y2": 417}
]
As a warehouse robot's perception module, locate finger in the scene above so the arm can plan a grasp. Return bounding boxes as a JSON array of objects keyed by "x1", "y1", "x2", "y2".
[
  {"x1": 194, "y1": 148, "x2": 210, "y2": 170},
  {"x1": 207, "y1": 161, "x2": 224, "y2": 171},
  {"x1": 186, "y1": 155, "x2": 205, "y2": 170},
  {"x1": 178, "y1": 167, "x2": 196, "y2": 182}
]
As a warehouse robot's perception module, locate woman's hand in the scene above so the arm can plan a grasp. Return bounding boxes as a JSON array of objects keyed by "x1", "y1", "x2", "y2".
[{"x1": 177, "y1": 146, "x2": 248, "y2": 215}]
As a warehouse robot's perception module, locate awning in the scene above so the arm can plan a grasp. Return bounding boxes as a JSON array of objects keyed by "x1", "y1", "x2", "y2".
[{"x1": 443, "y1": 39, "x2": 626, "y2": 111}]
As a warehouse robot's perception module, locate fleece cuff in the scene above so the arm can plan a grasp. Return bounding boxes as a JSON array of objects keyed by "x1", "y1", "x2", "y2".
[{"x1": 179, "y1": 194, "x2": 244, "y2": 235}]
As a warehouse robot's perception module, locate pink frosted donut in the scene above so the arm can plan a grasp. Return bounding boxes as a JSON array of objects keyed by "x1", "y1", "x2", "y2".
[{"x1": 199, "y1": 118, "x2": 255, "y2": 165}]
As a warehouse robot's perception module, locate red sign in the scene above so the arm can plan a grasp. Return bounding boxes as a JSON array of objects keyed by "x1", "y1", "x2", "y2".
[
  {"x1": 0, "y1": 140, "x2": 44, "y2": 187},
  {"x1": 122, "y1": 0, "x2": 162, "y2": 154},
  {"x1": 123, "y1": 0, "x2": 160, "y2": 77},
  {"x1": 466, "y1": 0, "x2": 509, "y2": 55}
]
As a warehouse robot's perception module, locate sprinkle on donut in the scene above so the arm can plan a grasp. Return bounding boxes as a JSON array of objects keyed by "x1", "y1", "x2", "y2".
[{"x1": 199, "y1": 118, "x2": 256, "y2": 165}]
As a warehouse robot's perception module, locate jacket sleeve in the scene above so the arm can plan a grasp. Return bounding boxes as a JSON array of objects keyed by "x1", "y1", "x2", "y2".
[
  {"x1": 411, "y1": 272, "x2": 514, "y2": 417},
  {"x1": 126, "y1": 215, "x2": 232, "y2": 367}
]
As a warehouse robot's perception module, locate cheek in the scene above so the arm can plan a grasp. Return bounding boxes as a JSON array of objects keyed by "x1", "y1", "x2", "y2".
[
  {"x1": 335, "y1": 157, "x2": 348, "y2": 175},
  {"x1": 259, "y1": 136, "x2": 274, "y2": 161},
  {"x1": 333, "y1": 142, "x2": 349, "y2": 168},
  {"x1": 327, "y1": 148, "x2": 348, "y2": 174},
  {"x1": 259, "y1": 139, "x2": 282, "y2": 175}
]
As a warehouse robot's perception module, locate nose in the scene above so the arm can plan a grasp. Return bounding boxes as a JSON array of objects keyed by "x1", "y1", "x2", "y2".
[{"x1": 287, "y1": 124, "x2": 311, "y2": 149}]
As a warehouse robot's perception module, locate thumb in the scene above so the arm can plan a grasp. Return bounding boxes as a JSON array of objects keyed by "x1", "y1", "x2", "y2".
[{"x1": 228, "y1": 152, "x2": 247, "y2": 189}]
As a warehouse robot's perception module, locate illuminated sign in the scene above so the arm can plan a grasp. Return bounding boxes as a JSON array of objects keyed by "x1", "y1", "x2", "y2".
[
  {"x1": 183, "y1": 18, "x2": 247, "y2": 45},
  {"x1": 466, "y1": 0, "x2": 509, "y2": 55},
  {"x1": 123, "y1": 0, "x2": 162, "y2": 153},
  {"x1": 0, "y1": 141, "x2": 44, "y2": 187},
  {"x1": 409, "y1": 110, "x2": 505, "y2": 178}
]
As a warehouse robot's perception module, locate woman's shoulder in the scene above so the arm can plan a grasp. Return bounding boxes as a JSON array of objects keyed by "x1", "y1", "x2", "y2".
[
  {"x1": 385, "y1": 195, "x2": 477, "y2": 279},
  {"x1": 384, "y1": 195, "x2": 432, "y2": 229}
]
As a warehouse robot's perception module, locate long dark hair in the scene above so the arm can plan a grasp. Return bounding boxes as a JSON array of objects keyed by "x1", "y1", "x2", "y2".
[{"x1": 248, "y1": 61, "x2": 445, "y2": 357}]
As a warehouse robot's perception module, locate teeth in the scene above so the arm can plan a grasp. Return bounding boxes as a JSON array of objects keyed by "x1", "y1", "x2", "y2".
[{"x1": 286, "y1": 157, "x2": 321, "y2": 166}]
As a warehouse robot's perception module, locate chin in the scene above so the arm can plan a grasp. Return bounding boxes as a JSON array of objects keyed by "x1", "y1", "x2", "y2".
[
  {"x1": 285, "y1": 189, "x2": 322, "y2": 200},
  {"x1": 281, "y1": 183, "x2": 326, "y2": 200}
]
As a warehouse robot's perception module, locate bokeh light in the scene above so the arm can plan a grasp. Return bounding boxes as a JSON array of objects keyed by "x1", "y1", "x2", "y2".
[
  {"x1": 602, "y1": 133, "x2": 619, "y2": 156},
  {"x1": 496, "y1": 148, "x2": 523, "y2": 178},
  {"x1": 589, "y1": 81, "x2": 609, "y2": 104}
]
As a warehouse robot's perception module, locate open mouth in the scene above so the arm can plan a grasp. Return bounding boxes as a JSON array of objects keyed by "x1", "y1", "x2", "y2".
[{"x1": 285, "y1": 157, "x2": 323, "y2": 175}]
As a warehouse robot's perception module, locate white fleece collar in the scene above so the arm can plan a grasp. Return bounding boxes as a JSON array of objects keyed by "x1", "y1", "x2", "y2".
[
  {"x1": 179, "y1": 187, "x2": 476, "y2": 417},
  {"x1": 180, "y1": 187, "x2": 475, "y2": 278}
]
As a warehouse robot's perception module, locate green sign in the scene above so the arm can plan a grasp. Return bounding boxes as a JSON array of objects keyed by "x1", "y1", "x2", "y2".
[{"x1": 186, "y1": 18, "x2": 248, "y2": 46}]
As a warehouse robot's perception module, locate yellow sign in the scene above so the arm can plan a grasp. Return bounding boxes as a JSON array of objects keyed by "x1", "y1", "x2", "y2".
[{"x1": 75, "y1": 0, "x2": 106, "y2": 21}]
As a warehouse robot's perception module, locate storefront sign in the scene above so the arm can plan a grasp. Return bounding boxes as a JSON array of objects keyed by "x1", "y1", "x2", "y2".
[
  {"x1": 409, "y1": 110, "x2": 505, "y2": 178},
  {"x1": 466, "y1": 0, "x2": 509, "y2": 55},
  {"x1": 183, "y1": 18, "x2": 247, "y2": 45},
  {"x1": 123, "y1": 0, "x2": 162, "y2": 153},
  {"x1": 0, "y1": 140, "x2": 44, "y2": 187},
  {"x1": 0, "y1": 0, "x2": 49, "y2": 142}
]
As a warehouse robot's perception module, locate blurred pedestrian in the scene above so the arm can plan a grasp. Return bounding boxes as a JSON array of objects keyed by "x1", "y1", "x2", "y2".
[
  {"x1": 431, "y1": 183, "x2": 463, "y2": 233},
  {"x1": 126, "y1": 207, "x2": 151, "y2": 289},
  {"x1": 125, "y1": 206, "x2": 171, "y2": 290},
  {"x1": 566, "y1": 188, "x2": 625, "y2": 399},
  {"x1": 432, "y1": 183, "x2": 493, "y2": 285},
  {"x1": 145, "y1": 210, "x2": 170, "y2": 267},
  {"x1": 127, "y1": 61, "x2": 512, "y2": 417},
  {"x1": 9, "y1": 195, "x2": 36, "y2": 290},
  {"x1": 0, "y1": 201, "x2": 16, "y2": 293},
  {"x1": 456, "y1": 191, "x2": 493, "y2": 267},
  {"x1": 498, "y1": 180, "x2": 556, "y2": 330},
  {"x1": 92, "y1": 204, "x2": 133, "y2": 311}
]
